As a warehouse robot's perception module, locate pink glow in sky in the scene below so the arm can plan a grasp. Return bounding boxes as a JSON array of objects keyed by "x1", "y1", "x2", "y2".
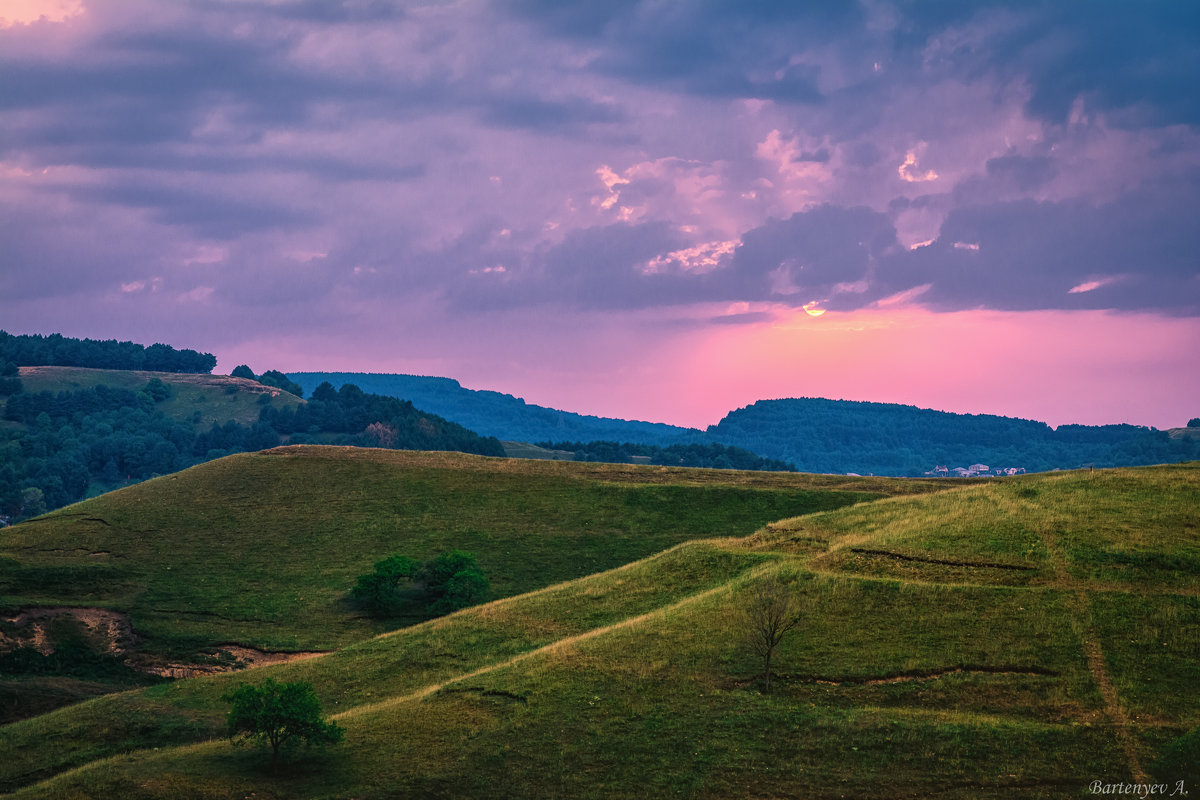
[{"x1": 1, "y1": 2, "x2": 1198, "y2": 431}]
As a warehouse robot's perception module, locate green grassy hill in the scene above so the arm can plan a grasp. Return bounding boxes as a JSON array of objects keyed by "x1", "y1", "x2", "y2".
[
  {"x1": 0, "y1": 447, "x2": 909, "y2": 719},
  {"x1": 1, "y1": 457, "x2": 1195, "y2": 798},
  {"x1": 17, "y1": 365, "x2": 302, "y2": 431}
]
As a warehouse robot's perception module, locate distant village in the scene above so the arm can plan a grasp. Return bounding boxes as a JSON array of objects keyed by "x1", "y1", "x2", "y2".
[
  {"x1": 923, "y1": 464, "x2": 1026, "y2": 477},
  {"x1": 843, "y1": 464, "x2": 1027, "y2": 478}
]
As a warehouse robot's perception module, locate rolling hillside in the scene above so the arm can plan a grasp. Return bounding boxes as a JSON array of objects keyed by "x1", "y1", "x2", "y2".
[
  {"x1": 1, "y1": 456, "x2": 1195, "y2": 798},
  {"x1": 0, "y1": 447, "x2": 912, "y2": 721}
]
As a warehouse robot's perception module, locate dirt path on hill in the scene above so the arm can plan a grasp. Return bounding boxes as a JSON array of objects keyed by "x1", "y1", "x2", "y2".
[{"x1": 1035, "y1": 524, "x2": 1148, "y2": 784}]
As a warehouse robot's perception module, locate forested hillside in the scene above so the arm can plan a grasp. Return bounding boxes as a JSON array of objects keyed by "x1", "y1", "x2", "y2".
[
  {"x1": 0, "y1": 361, "x2": 503, "y2": 524},
  {"x1": 289, "y1": 372, "x2": 694, "y2": 444},
  {"x1": 292, "y1": 374, "x2": 1199, "y2": 477},
  {"x1": 707, "y1": 398, "x2": 1200, "y2": 475}
]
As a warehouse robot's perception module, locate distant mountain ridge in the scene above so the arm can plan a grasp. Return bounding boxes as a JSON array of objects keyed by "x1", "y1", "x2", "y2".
[
  {"x1": 290, "y1": 372, "x2": 1200, "y2": 476},
  {"x1": 288, "y1": 372, "x2": 697, "y2": 445}
]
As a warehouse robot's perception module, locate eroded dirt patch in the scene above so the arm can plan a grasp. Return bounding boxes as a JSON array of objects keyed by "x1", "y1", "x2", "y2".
[
  {"x1": 147, "y1": 645, "x2": 327, "y2": 679},
  {"x1": 0, "y1": 607, "x2": 326, "y2": 677},
  {"x1": 1, "y1": 607, "x2": 137, "y2": 655}
]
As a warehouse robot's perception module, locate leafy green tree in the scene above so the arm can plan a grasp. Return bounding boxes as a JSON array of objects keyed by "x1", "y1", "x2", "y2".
[
  {"x1": 231, "y1": 364, "x2": 256, "y2": 380},
  {"x1": 0, "y1": 360, "x2": 20, "y2": 395},
  {"x1": 350, "y1": 554, "x2": 419, "y2": 616},
  {"x1": 18, "y1": 487, "x2": 47, "y2": 520},
  {"x1": 310, "y1": 381, "x2": 339, "y2": 402},
  {"x1": 1188, "y1": 418, "x2": 1200, "y2": 428},
  {"x1": 223, "y1": 678, "x2": 343, "y2": 770},
  {"x1": 142, "y1": 377, "x2": 172, "y2": 402},
  {"x1": 420, "y1": 550, "x2": 490, "y2": 614}
]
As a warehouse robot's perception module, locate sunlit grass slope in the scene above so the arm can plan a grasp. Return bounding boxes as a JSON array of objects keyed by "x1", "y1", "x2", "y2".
[
  {"x1": 16, "y1": 365, "x2": 303, "y2": 431},
  {"x1": 0, "y1": 446, "x2": 908, "y2": 653},
  {"x1": 2, "y1": 461, "x2": 1195, "y2": 798}
]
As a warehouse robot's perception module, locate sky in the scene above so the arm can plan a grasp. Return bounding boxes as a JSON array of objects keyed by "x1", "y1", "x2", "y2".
[{"x1": 2, "y1": 0, "x2": 1198, "y2": 430}]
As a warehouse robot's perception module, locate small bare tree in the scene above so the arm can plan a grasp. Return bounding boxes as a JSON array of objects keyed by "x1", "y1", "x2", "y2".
[{"x1": 743, "y1": 574, "x2": 804, "y2": 693}]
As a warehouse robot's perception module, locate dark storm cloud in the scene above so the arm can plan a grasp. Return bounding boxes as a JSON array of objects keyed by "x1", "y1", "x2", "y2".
[
  {"x1": 887, "y1": 1, "x2": 1200, "y2": 128},
  {"x1": 447, "y1": 207, "x2": 898, "y2": 312},
  {"x1": 0, "y1": 205, "x2": 143, "y2": 301},
  {"x1": 1001, "y1": 3, "x2": 1200, "y2": 128},
  {"x1": 725, "y1": 206, "x2": 896, "y2": 294},
  {"x1": 477, "y1": 94, "x2": 626, "y2": 132},
  {"x1": 269, "y1": 0, "x2": 407, "y2": 24},
  {"x1": 0, "y1": 3, "x2": 629, "y2": 173},
  {"x1": 447, "y1": 222, "x2": 688, "y2": 311},
  {"x1": 2, "y1": 0, "x2": 1198, "y2": 332},
  {"x1": 879, "y1": 178, "x2": 1200, "y2": 315},
  {"x1": 442, "y1": 182, "x2": 1199, "y2": 316},
  {"x1": 508, "y1": 0, "x2": 1200, "y2": 128},
  {"x1": 983, "y1": 154, "x2": 1056, "y2": 192},
  {"x1": 503, "y1": 0, "x2": 855, "y2": 101},
  {"x1": 71, "y1": 181, "x2": 312, "y2": 239}
]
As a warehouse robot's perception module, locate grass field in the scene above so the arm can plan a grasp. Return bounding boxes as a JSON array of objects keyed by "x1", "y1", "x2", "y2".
[
  {"x1": 0, "y1": 447, "x2": 906, "y2": 655},
  {"x1": 16, "y1": 366, "x2": 303, "y2": 431},
  {"x1": 0, "y1": 453, "x2": 1195, "y2": 798}
]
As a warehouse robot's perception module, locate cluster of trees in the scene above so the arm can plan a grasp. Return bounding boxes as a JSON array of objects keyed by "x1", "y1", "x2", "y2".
[
  {"x1": 260, "y1": 382, "x2": 504, "y2": 457},
  {"x1": 0, "y1": 331, "x2": 216, "y2": 374},
  {"x1": 0, "y1": 360, "x2": 21, "y2": 395},
  {"x1": 539, "y1": 440, "x2": 795, "y2": 471},
  {"x1": 708, "y1": 398, "x2": 1200, "y2": 476},
  {"x1": 0, "y1": 375, "x2": 504, "y2": 523},
  {"x1": 351, "y1": 550, "x2": 490, "y2": 618},
  {"x1": 232, "y1": 365, "x2": 304, "y2": 397}
]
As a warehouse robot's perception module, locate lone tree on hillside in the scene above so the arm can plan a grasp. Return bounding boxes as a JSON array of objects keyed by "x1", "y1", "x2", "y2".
[
  {"x1": 742, "y1": 574, "x2": 805, "y2": 694},
  {"x1": 1188, "y1": 418, "x2": 1200, "y2": 428},
  {"x1": 223, "y1": 678, "x2": 343, "y2": 770}
]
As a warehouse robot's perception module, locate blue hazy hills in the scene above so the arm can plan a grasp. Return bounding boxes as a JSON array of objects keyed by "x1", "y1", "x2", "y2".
[{"x1": 289, "y1": 372, "x2": 1199, "y2": 476}]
